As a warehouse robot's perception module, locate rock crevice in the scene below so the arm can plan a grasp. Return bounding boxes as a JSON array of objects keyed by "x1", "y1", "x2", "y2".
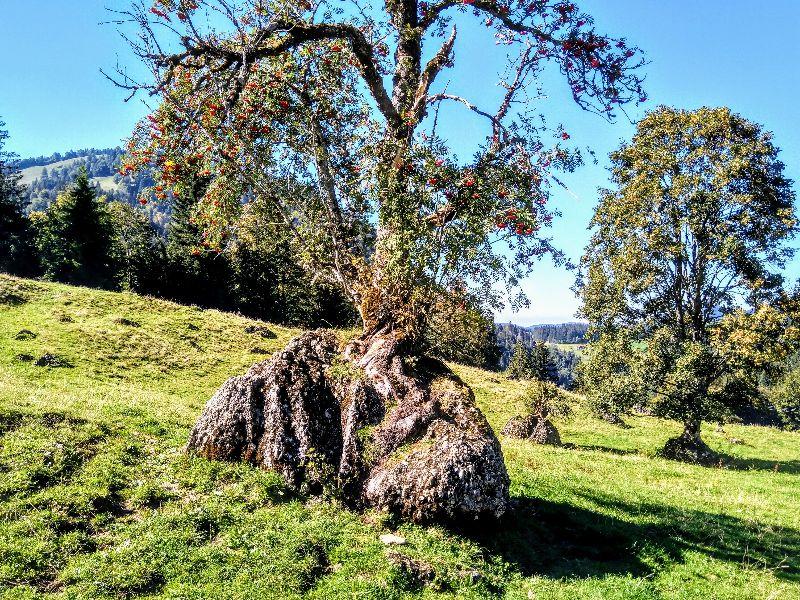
[{"x1": 187, "y1": 329, "x2": 510, "y2": 522}]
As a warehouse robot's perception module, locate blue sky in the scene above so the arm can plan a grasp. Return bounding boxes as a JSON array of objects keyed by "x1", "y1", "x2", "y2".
[{"x1": 1, "y1": 1, "x2": 798, "y2": 324}]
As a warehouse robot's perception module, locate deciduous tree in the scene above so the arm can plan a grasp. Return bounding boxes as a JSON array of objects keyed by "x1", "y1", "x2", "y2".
[
  {"x1": 112, "y1": 0, "x2": 646, "y2": 519},
  {"x1": 579, "y1": 106, "x2": 797, "y2": 463}
]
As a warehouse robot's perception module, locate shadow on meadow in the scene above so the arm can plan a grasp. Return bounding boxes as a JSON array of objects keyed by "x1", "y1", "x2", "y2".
[
  {"x1": 461, "y1": 493, "x2": 800, "y2": 584},
  {"x1": 721, "y1": 456, "x2": 800, "y2": 475},
  {"x1": 563, "y1": 443, "x2": 640, "y2": 456},
  {"x1": 561, "y1": 442, "x2": 800, "y2": 475}
]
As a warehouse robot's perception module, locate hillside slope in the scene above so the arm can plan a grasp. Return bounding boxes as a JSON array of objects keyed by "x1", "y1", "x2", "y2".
[{"x1": 1, "y1": 275, "x2": 799, "y2": 599}]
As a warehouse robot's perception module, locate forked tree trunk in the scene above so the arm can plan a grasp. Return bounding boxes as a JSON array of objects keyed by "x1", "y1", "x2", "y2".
[
  {"x1": 187, "y1": 327, "x2": 510, "y2": 523},
  {"x1": 660, "y1": 419, "x2": 720, "y2": 466}
]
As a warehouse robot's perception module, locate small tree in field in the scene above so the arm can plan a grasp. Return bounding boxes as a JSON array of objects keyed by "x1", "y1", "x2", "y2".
[
  {"x1": 579, "y1": 106, "x2": 797, "y2": 464},
  {"x1": 110, "y1": 0, "x2": 646, "y2": 519},
  {"x1": 506, "y1": 341, "x2": 533, "y2": 379}
]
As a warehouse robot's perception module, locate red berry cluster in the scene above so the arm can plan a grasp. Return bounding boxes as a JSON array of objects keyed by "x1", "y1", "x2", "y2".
[{"x1": 496, "y1": 208, "x2": 536, "y2": 235}]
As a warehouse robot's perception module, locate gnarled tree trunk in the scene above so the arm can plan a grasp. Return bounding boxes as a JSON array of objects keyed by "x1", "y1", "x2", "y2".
[
  {"x1": 660, "y1": 419, "x2": 719, "y2": 466},
  {"x1": 188, "y1": 328, "x2": 510, "y2": 523}
]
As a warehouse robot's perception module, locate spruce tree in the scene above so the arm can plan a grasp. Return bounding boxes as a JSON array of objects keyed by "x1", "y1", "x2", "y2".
[
  {"x1": 530, "y1": 341, "x2": 559, "y2": 383},
  {"x1": 0, "y1": 120, "x2": 36, "y2": 275},
  {"x1": 36, "y1": 169, "x2": 119, "y2": 288},
  {"x1": 506, "y1": 342, "x2": 534, "y2": 380},
  {"x1": 163, "y1": 177, "x2": 231, "y2": 308}
]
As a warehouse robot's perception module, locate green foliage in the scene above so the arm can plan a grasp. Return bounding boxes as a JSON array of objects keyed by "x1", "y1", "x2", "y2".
[
  {"x1": 2, "y1": 274, "x2": 800, "y2": 598},
  {"x1": 424, "y1": 295, "x2": 500, "y2": 370},
  {"x1": 767, "y1": 355, "x2": 800, "y2": 430},
  {"x1": 577, "y1": 330, "x2": 646, "y2": 419},
  {"x1": 0, "y1": 119, "x2": 37, "y2": 276},
  {"x1": 23, "y1": 147, "x2": 158, "y2": 218},
  {"x1": 523, "y1": 379, "x2": 571, "y2": 419},
  {"x1": 34, "y1": 169, "x2": 120, "y2": 289},
  {"x1": 506, "y1": 341, "x2": 534, "y2": 380},
  {"x1": 160, "y1": 178, "x2": 233, "y2": 309},
  {"x1": 107, "y1": 201, "x2": 166, "y2": 294},
  {"x1": 230, "y1": 202, "x2": 357, "y2": 328},
  {"x1": 579, "y1": 107, "x2": 798, "y2": 436},
  {"x1": 506, "y1": 341, "x2": 558, "y2": 383}
]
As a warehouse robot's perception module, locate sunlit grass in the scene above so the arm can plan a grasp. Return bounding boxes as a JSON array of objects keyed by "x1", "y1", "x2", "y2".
[{"x1": 1, "y1": 274, "x2": 798, "y2": 599}]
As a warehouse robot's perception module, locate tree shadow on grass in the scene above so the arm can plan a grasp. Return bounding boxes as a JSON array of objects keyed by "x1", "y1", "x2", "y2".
[
  {"x1": 719, "y1": 456, "x2": 800, "y2": 475},
  {"x1": 562, "y1": 443, "x2": 640, "y2": 457},
  {"x1": 459, "y1": 493, "x2": 800, "y2": 584}
]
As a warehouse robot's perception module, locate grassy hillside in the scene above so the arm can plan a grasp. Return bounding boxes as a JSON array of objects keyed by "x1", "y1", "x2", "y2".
[
  {"x1": 1, "y1": 275, "x2": 799, "y2": 599},
  {"x1": 19, "y1": 159, "x2": 87, "y2": 186},
  {"x1": 21, "y1": 158, "x2": 123, "y2": 195}
]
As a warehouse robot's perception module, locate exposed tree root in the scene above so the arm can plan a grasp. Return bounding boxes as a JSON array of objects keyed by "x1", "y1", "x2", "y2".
[{"x1": 188, "y1": 329, "x2": 510, "y2": 523}]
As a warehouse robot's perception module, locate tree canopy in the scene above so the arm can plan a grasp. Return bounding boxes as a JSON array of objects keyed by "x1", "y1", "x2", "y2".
[
  {"x1": 114, "y1": 0, "x2": 646, "y2": 344},
  {"x1": 578, "y1": 106, "x2": 798, "y2": 460},
  {"x1": 0, "y1": 119, "x2": 36, "y2": 276}
]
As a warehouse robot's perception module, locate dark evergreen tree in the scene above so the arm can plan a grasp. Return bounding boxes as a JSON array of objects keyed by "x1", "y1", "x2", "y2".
[
  {"x1": 506, "y1": 342, "x2": 534, "y2": 380},
  {"x1": 108, "y1": 201, "x2": 166, "y2": 294},
  {"x1": 530, "y1": 341, "x2": 559, "y2": 383},
  {"x1": 162, "y1": 177, "x2": 232, "y2": 308},
  {"x1": 230, "y1": 201, "x2": 357, "y2": 327},
  {"x1": 0, "y1": 120, "x2": 37, "y2": 275},
  {"x1": 36, "y1": 168, "x2": 119, "y2": 288}
]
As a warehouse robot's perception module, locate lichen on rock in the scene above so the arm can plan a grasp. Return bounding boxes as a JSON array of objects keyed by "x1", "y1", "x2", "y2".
[
  {"x1": 187, "y1": 329, "x2": 510, "y2": 523},
  {"x1": 501, "y1": 414, "x2": 561, "y2": 446}
]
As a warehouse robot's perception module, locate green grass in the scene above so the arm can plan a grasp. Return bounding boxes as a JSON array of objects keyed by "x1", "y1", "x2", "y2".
[
  {"x1": 21, "y1": 157, "x2": 123, "y2": 195},
  {"x1": 1, "y1": 274, "x2": 799, "y2": 599}
]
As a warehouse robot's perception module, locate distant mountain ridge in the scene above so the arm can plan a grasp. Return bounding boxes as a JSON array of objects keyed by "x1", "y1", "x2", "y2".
[
  {"x1": 19, "y1": 147, "x2": 164, "y2": 229},
  {"x1": 496, "y1": 321, "x2": 588, "y2": 346}
]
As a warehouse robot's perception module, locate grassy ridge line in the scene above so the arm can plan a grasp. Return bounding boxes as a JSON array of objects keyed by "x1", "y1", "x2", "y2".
[
  {"x1": 21, "y1": 157, "x2": 125, "y2": 201},
  {"x1": 1, "y1": 274, "x2": 799, "y2": 599}
]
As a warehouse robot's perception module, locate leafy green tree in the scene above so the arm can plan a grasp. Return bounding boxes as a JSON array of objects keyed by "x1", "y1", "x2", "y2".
[
  {"x1": 36, "y1": 169, "x2": 120, "y2": 288},
  {"x1": 577, "y1": 329, "x2": 645, "y2": 424},
  {"x1": 768, "y1": 359, "x2": 800, "y2": 430},
  {"x1": 424, "y1": 292, "x2": 501, "y2": 370},
  {"x1": 117, "y1": 0, "x2": 645, "y2": 353},
  {"x1": 506, "y1": 342, "x2": 534, "y2": 380},
  {"x1": 107, "y1": 201, "x2": 166, "y2": 293},
  {"x1": 579, "y1": 106, "x2": 797, "y2": 463},
  {"x1": 0, "y1": 119, "x2": 36, "y2": 275},
  {"x1": 113, "y1": 1, "x2": 646, "y2": 497}
]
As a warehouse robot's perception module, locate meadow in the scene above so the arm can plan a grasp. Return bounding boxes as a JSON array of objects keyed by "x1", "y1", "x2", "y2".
[{"x1": 1, "y1": 274, "x2": 798, "y2": 599}]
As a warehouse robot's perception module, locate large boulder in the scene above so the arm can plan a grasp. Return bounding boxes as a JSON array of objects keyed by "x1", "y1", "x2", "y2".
[
  {"x1": 501, "y1": 414, "x2": 561, "y2": 446},
  {"x1": 187, "y1": 330, "x2": 343, "y2": 491},
  {"x1": 187, "y1": 330, "x2": 510, "y2": 522},
  {"x1": 363, "y1": 375, "x2": 509, "y2": 522}
]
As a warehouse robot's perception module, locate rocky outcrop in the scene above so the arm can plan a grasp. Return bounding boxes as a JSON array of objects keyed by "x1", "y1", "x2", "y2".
[
  {"x1": 187, "y1": 329, "x2": 510, "y2": 522},
  {"x1": 501, "y1": 414, "x2": 561, "y2": 446},
  {"x1": 660, "y1": 432, "x2": 719, "y2": 466},
  {"x1": 187, "y1": 330, "x2": 342, "y2": 492}
]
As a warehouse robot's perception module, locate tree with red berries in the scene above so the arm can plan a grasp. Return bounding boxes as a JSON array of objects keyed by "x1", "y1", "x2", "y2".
[{"x1": 112, "y1": 0, "x2": 646, "y2": 521}]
